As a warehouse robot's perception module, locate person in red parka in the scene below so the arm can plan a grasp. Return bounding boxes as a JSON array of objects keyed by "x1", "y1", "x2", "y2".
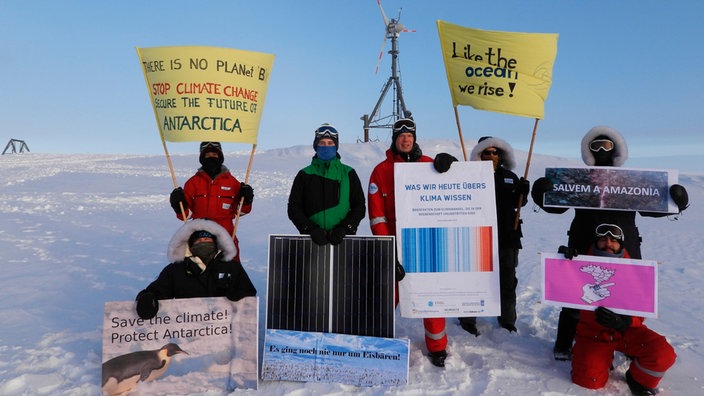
[
  {"x1": 560, "y1": 223, "x2": 676, "y2": 395},
  {"x1": 368, "y1": 118, "x2": 451, "y2": 368},
  {"x1": 169, "y1": 142, "x2": 254, "y2": 262}
]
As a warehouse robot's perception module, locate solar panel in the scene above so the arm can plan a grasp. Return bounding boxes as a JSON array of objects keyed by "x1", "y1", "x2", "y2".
[{"x1": 267, "y1": 235, "x2": 395, "y2": 337}]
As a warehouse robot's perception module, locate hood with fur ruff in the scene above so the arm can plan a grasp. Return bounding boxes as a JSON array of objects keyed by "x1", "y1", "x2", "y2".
[
  {"x1": 469, "y1": 136, "x2": 517, "y2": 170},
  {"x1": 580, "y1": 126, "x2": 628, "y2": 167},
  {"x1": 167, "y1": 219, "x2": 237, "y2": 263}
]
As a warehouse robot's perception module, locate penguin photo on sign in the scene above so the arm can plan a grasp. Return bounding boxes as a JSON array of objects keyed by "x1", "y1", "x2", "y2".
[{"x1": 101, "y1": 343, "x2": 188, "y2": 396}]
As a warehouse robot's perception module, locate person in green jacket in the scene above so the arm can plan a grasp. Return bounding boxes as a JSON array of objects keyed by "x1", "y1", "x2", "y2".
[{"x1": 287, "y1": 124, "x2": 366, "y2": 245}]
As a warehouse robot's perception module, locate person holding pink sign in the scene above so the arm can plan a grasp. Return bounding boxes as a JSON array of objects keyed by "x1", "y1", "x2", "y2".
[
  {"x1": 561, "y1": 223, "x2": 676, "y2": 395},
  {"x1": 532, "y1": 126, "x2": 689, "y2": 361}
]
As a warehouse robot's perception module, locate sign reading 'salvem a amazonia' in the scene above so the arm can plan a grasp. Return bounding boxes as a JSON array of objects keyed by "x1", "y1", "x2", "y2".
[
  {"x1": 137, "y1": 46, "x2": 274, "y2": 144},
  {"x1": 543, "y1": 167, "x2": 679, "y2": 213}
]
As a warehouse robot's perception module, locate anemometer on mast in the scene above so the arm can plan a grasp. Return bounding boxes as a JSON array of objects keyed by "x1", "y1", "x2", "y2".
[{"x1": 360, "y1": 1, "x2": 415, "y2": 142}]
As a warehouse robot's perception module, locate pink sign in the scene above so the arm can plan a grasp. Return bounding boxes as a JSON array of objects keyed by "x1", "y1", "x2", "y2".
[{"x1": 541, "y1": 253, "x2": 658, "y2": 317}]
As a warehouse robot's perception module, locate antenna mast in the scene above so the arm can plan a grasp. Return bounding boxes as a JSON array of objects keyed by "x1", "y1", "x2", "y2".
[{"x1": 361, "y1": 2, "x2": 414, "y2": 142}]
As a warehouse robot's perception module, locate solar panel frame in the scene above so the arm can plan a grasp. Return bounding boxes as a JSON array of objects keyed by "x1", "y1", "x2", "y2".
[{"x1": 266, "y1": 235, "x2": 395, "y2": 338}]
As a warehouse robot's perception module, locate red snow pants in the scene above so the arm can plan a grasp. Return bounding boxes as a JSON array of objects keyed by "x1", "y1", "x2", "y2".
[
  {"x1": 572, "y1": 326, "x2": 676, "y2": 389},
  {"x1": 395, "y1": 282, "x2": 448, "y2": 353}
]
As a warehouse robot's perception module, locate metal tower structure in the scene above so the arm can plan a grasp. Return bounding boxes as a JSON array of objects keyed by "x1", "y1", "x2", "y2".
[
  {"x1": 2, "y1": 139, "x2": 30, "y2": 155},
  {"x1": 360, "y1": 2, "x2": 414, "y2": 142}
]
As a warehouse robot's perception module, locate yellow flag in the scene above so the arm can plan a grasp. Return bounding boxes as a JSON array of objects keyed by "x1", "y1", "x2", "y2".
[
  {"x1": 437, "y1": 21, "x2": 558, "y2": 119},
  {"x1": 136, "y1": 46, "x2": 275, "y2": 144}
]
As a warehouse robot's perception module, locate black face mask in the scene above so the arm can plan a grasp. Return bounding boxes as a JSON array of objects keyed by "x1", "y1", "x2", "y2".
[
  {"x1": 593, "y1": 150, "x2": 614, "y2": 166},
  {"x1": 201, "y1": 157, "x2": 222, "y2": 178},
  {"x1": 190, "y1": 241, "x2": 218, "y2": 264}
]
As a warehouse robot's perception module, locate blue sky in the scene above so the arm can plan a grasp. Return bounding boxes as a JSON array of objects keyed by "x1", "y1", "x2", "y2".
[{"x1": 1, "y1": 1, "x2": 702, "y2": 171}]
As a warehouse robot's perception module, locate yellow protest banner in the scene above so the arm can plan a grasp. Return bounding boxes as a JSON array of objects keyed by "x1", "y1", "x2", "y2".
[
  {"x1": 437, "y1": 21, "x2": 558, "y2": 119},
  {"x1": 137, "y1": 46, "x2": 275, "y2": 144}
]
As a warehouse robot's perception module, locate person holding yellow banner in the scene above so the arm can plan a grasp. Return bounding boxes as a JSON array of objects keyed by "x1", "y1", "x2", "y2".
[
  {"x1": 451, "y1": 136, "x2": 529, "y2": 336},
  {"x1": 170, "y1": 142, "x2": 254, "y2": 261}
]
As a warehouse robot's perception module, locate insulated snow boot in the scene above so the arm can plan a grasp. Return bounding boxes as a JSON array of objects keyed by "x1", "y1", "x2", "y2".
[
  {"x1": 459, "y1": 318, "x2": 480, "y2": 336},
  {"x1": 552, "y1": 346, "x2": 572, "y2": 361},
  {"x1": 626, "y1": 370, "x2": 659, "y2": 395},
  {"x1": 429, "y1": 350, "x2": 447, "y2": 368},
  {"x1": 553, "y1": 308, "x2": 578, "y2": 360}
]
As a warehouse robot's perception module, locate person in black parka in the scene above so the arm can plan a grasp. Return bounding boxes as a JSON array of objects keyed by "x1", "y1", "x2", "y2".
[
  {"x1": 459, "y1": 136, "x2": 529, "y2": 336},
  {"x1": 531, "y1": 126, "x2": 689, "y2": 360},
  {"x1": 439, "y1": 136, "x2": 529, "y2": 336},
  {"x1": 135, "y1": 219, "x2": 257, "y2": 320}
]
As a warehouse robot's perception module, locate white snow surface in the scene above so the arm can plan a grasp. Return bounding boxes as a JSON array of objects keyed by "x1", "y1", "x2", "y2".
[{"x1": 1, "y1": 139, "x2": 702, "y2": 395}]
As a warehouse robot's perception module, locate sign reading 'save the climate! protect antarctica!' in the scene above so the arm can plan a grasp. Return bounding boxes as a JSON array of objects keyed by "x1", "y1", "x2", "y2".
[{"x1": 102, "y1": 297, "x2": 258, "y2": 395}]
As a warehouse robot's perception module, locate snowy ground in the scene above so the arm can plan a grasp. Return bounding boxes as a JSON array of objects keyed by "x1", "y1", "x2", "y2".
[{"x1": 0, "y1": 139, "x2": 702, "y2": 395}]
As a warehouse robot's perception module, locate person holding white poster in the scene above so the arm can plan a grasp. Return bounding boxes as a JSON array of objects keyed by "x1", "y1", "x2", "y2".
[
  {"x1": 448, "y1": 136, "x2": 529, "y2": 336},
  {"x1": 435, "y1": 137, "x2": 526, "y2": 335},
  {"x1": 558, "y1": 223, "x2": 676, "y2": 395},
  {"x1": 367, "y1": 118, "x2": 456, "y2": 368}
]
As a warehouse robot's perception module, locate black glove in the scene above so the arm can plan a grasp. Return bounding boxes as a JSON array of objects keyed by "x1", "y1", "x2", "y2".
[
  {"x1": 531, "y1": 177, "x2": 553, "y2": 206},
  {"x1": 433, "y1": 152, "x2": 458, "y2": 173},
  {"x1": 670, "y1": 184, "x2": 689, "y2": 211},
  {"x1": 239, "y1": 183, "x2": 254, "y2": 205},
  {"x1": 328, "y1": 225, "x2": 348, "y2": 245},
  {"x1": 395, "y1": 260, "x2": 406, "y2": 281},
  {"x1": 136, "y1": 291, "x2": 159, "y2": 320},
  {"x1": 309, "y1": 227, "x2": 328, "y2": 245},
  {"x1": 227, "y1": 289, "x2": 251, "y2": 302},
  {"x1": 517, "y1": 177, "x2": 530, "y2": 195},
  {"x1": 169, "y1": 187, "x2": 186, "y2": 214},
  {"x1": 594, "y1": 306, "x2": 631, "y2": 331},
  {"x1": 558, "y1": 245, "x2": 579, "y2": 259}
]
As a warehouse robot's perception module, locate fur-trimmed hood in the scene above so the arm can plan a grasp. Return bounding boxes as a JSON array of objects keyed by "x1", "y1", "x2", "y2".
[
  {"x1": 469, "y1": 136, "x2": 517, "y2": 170},
  {"x1": 167, "y1": 219, "x2": 237, "y2": 263},
  {"x1": 580, "y1": 126, "x2": 628, "y2": 167}
]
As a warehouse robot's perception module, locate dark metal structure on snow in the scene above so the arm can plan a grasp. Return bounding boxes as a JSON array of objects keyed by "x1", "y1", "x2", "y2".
[
  {"x1": 360, "y1": 2, "x2": 415, "y2": 142},
  {"x1": 2, "y1": 139, "x2": 30, "y2": 155}
]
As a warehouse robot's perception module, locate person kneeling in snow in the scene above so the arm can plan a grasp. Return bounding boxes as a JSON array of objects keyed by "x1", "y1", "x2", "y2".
[
  {"x1": 560, "y1": 223, "x2": 676, "y2": 395},
  {"x1": 135, "y1": 219, "x2": 257, "y2": 320}
]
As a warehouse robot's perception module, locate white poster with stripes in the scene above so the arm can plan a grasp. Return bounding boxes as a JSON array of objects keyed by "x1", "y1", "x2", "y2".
[{"x1": 394, "y1": 161, "x2": 501, "y2": 318}]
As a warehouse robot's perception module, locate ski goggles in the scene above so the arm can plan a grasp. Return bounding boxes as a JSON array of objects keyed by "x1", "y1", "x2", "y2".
[
  {"x1": 589, "y1": 139, "x2": 614, "y2": 152},
  {"x1": 481, "y1": 149, "x2": 500, "y2": 157},
  {"x1": 393, "y1": 119, "x2": 416, "y2": 133},
  {"x1": 200, "y1": 141, "x2": 222, "y2": 151},
  {"x1": 314, "y1": 125, "x2": 338, "y2": 140},
  {"x1": 595, "y1": 223, "x2": 624, "y2": 241}
]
